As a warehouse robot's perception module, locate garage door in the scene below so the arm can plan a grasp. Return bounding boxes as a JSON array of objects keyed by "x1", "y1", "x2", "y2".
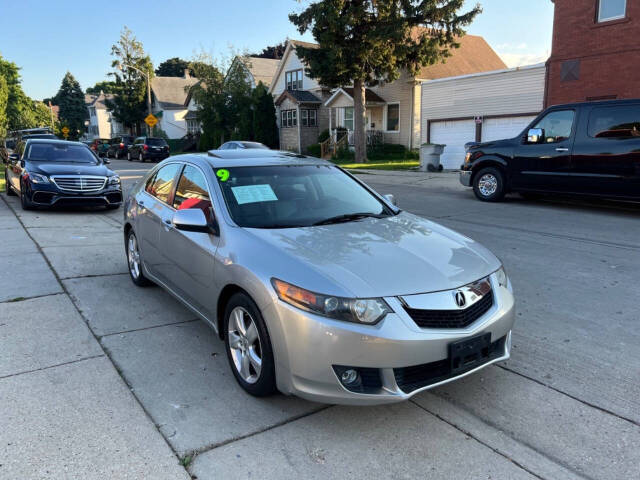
[
  {"x1": 482, "y1": 116, "x2": 537, "y2": 142},
  {"x1": 429, "y1": 119, "x2": 476, "y2": 169}
]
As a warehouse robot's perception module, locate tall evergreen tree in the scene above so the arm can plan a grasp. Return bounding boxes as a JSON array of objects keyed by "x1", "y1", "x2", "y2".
[
  {"x1": 290, "y1": 0, "x2": 480, "y2": 162},
  {"x1": 252, "y1": 83, "x2": 279, "y2": 148},
  {"x1": 53, "y1": 72, "x2": 87, "y2": 140},
  {"x1": 105, "y1": 27, "x2": 153, "y2": 135}
]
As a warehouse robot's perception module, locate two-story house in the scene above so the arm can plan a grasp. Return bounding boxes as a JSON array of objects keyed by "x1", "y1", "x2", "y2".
[
  {"x1": 268, "y1": 37, "x2": 506, "y2": 154},
  {"x1": 85, "y1": 93, "x2": 123, "y2": 139},
  {"x1": 151, "y1": 69, "x2": 198, "y2": 139},
  {"x1": 545, "y1": 0, "x2": 640, "y2": 106}
]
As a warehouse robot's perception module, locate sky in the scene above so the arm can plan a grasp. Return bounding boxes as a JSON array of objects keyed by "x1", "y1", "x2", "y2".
[{"x1": 0, "y1": 0, "x2": 554, "y2": 100}]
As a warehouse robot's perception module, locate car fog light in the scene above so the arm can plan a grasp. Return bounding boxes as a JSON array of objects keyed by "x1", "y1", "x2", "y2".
[
  {"x1": 340, "y1": 369, "x2": 359, "y2": 385},
  {"x1": 324, "y1": 297, "x2": 339, "y2": 313}
]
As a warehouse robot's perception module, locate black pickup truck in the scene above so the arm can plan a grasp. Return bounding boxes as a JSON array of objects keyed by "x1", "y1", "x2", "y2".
[{"x1": 460, "y1": 99, "x2": 640, "y2": 201}]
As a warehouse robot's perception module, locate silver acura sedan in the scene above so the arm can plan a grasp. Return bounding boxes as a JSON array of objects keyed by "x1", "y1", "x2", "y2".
[{"x1": 124, "y1": 150, "x2": 515, "y2": 405}]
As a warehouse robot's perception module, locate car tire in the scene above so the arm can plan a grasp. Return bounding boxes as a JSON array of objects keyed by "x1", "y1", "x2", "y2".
[
  {"x1": 19, "y1": 181, "x2": 33, "y2": 210},
  {"x1": 224, "y1": 292, "x2": 277, "y2": 397},
  {"x1": 5, "y1": 170, "x2": 16, "y2": 196},
  {"x1": 125, "y1": 230, "x2": 152, "y2": 287},
  {"x1": 473, "y1": 167, "x2": 506, "y2": 202},
  {"x1": 139, "y1": 152, "x2": 144, "y2": 162}
]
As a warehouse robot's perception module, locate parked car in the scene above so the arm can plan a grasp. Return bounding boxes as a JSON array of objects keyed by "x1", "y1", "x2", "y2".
[
  {"x1": 4, "y1": 138, "x2": 122, "y2": 210},
  {"x1": 128, "y1": 136, "x2": 170, "y2": 162},
  {"x1": 107, "y1": 135, "x2": 135, "y2": 159},
  {"x1": 460, "y1": 98, "x2": 640, "y2": 201},
  {"x1": 123, "y1": 151, "x2": 514, "y2": 404},
  {"x1": 87, "y1": 138, "x2": 111, "y2": 158},
  {"x1": 218, "y1": 141, "x2": 269, "y2": 150}
]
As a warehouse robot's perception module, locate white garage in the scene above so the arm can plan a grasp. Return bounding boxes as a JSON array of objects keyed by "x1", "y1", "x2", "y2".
[{"x1": 422, "y1": 63, "x2": 546, "y2": 170}]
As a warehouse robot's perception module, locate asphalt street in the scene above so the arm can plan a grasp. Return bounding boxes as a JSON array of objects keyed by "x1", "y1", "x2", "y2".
[{"x1": 1, "y1": 156, "x2": 638, "y2": 480}]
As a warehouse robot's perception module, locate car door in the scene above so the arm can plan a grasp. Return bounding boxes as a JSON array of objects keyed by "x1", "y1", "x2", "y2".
[
  {"x1": 136, "y1": 163, "x2": 182, "y2": 282},
  {"x1": 570, "y1": 103, "x2": 640, "y2": 197},
  {"x1": 510, "y1": 109, "x2": 577, "y2": 191},
  {"x1": 162, "y1": 163, "x2": 219, "y2": 318}
]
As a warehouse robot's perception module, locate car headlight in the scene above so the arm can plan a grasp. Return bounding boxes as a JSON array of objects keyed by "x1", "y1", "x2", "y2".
[
  {"x1": 495, "y1": 266, "x2": 508, "y2": 288},
  {"x1": 29, "y1": 173, "x2": 50, "y2": 184},
  {"x1": 272, "y1": 278, "x2": 392, "y2": 325},
  {"x1": 107, "y1": 175, "x2": 121, "y2": 185}
]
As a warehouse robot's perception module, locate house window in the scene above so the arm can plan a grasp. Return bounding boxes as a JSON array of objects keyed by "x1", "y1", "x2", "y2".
[
  {"x1": 286, "y1": 70, "x2": 303, "y2": 91},
  {"x1": 186, "y1": 119, "x2": 200, "y2": 134},
  {"x1": 598, "y1": 0, "x2": 626, "y2": 22},
  {"x1": 301, "y1": 109, "x2": 317, "y2": 127},
  {"x1": 344, "y1": 107, "x2": 354, "y2": 130},
  {"x1": 281, "y1": 109, "x2": 298, "y2": 128},
  {"x1": 386, "y1": 104, "x2": 399, "y2": 132}
]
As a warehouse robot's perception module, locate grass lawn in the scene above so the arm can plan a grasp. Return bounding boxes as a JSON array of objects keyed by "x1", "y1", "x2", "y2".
[
  {"x1": 0, "y1": 167, "x2": 5, "y2": 193},
  {"x1": 333, "y1": 159, "x2": 419, "y2": 171}
]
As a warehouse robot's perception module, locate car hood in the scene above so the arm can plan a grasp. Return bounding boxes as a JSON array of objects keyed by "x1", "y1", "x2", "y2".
[
  {"x1": 29, "y1": 162, "x2": 113, "y2": 177},
  {"x1": 246, "y1": 212, "x2": 500, "y2": 298}
]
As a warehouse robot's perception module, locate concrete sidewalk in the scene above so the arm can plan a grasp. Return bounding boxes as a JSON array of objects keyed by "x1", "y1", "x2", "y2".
[{"x1": 0, "y1": 196, "x2": 190, "y2": 480}]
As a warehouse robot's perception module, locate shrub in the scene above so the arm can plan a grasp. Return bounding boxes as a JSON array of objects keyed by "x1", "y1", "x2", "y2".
[
  {"x1": 318, "y1": 129, "x2": 330, "y2": 143},
  {"x1": 307, "y1": 143, "x2": 321, "y2": 157}
]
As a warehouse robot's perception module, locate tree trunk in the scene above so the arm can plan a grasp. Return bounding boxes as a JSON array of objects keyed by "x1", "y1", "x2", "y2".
[{"x1": 353, "y1": 79, "x2": 367, "y2": 163}]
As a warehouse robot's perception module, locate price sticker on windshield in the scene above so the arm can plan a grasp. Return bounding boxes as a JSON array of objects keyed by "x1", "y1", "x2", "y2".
[{"x1": 216, "y1": 169, "x2": 230, "y2": 182}]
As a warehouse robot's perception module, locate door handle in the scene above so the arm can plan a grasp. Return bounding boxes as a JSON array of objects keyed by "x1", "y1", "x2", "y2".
[{"x1": 555, "y1": 147, "x2": 569, "y2": 152}]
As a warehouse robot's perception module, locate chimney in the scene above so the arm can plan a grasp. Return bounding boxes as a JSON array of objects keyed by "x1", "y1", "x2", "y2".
[{"x1": 184, "y1": 68, "x2": 190, "y2": 79}]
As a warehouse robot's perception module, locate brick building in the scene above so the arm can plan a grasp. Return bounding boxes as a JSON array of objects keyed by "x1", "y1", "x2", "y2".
[{"x1": 545, "y1": 0, "x2": 640, "y2": 106}]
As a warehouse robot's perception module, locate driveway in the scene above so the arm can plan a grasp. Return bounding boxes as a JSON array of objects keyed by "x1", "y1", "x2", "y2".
[{"x1": 2, "y1": 158, "x2": 639, "y2": 480}]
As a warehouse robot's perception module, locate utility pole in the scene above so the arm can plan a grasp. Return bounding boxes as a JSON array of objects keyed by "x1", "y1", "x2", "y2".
[{"x1": 118, "y1": 63, "x2": 152, "y2": 136}]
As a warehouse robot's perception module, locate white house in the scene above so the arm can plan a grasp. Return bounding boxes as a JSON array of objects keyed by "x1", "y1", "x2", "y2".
[
  {"x1": 85, "y1": 93, "x2": 123, "y2": 139},
  {"x1": 421, "y1": 63, "x2": 546, "y2": 169},
  {"x1": 151, "y1": 70, "x2": 198, "y2": 139}
]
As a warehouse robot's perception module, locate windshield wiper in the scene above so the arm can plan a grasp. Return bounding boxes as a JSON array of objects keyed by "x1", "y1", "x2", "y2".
[{"x1": 312, "y1": 212, "x2": 385, "y2": 226}]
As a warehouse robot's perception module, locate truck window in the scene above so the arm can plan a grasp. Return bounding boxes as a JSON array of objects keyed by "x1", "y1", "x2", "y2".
[
  {"x1": 588, "y1": 106, "x2": 640, "y2": 139},
  {"x1": 532, "y1": 110, "x2": 574, "y2": 144}
]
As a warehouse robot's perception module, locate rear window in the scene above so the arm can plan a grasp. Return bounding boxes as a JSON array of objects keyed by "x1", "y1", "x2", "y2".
[
  {"x1": 588, "y1": 106, "x2": 640, "y2": 139},
  {"x1": 26, "y1": 143, "x2": 98, "y2": 164},
  {"x1": 147, "y1": 138, "x2": 167, "y2": 147}
]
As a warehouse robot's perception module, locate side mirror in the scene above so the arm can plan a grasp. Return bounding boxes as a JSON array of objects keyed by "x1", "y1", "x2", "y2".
[
  {"x1": 527, "y1": 128, "x2": 544, "y2": 144},
  {"x1": 172, "y1": 208, "x2": 212, "y2": 233},
  {"x1": 384, "y1": 193, "x2": 398, "y2": 207}
]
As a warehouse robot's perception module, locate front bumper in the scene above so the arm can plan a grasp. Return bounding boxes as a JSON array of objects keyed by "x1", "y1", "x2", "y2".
[
  {"x1": 459, "y1": 169, "x2": 472, "y2": 187},
  {"x1": 267, "y1": 273, "x2": 515, "y2": 405},
  {"x1": 27, "y1": 183, "x2": 123, "y2": 207}
]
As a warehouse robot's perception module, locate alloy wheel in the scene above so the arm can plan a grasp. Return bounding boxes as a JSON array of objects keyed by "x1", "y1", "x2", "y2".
[
  {"x1": 127, "y1": 233, "x2": 141, "y2": 279},
  {"x1": 227, "y1": 306, "x2": 263, "y2": 384},
  {"x1": 478, "y1": 173, "x2": 498, "y2": 197}
]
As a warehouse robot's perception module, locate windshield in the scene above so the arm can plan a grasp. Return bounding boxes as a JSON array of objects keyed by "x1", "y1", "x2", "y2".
[
  {"x1": 241, "y1": 142, "x2": 268, "y2": 149},
  {"x1": 214, "y1": 165, "x2": 390, "y2": 228},
  {"x1": 26, "y1": 143, "x2": 99, "y2": 164},
  {"x1": 147, "y1": 138, "x2": 167, "y2": 146}
]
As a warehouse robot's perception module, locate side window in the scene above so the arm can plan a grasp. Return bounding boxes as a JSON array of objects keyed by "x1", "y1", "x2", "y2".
[
  {"x1": 588, "y1": 106, "x2": 640, "y2": 139},
  {"x1": 173, "y1": 165, "x2": 213, "y2": 221},
  {"x1": 532, "y1": 110, "x2": 574, "y2": 144},
  {"x1": 144, "y1": 163, "x2": 181, "y2": 204}
]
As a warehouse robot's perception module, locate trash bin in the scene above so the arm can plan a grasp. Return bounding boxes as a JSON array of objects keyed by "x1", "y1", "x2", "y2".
[{"x1": 419, "y1": 143, "x2": 445, "y2": 172}]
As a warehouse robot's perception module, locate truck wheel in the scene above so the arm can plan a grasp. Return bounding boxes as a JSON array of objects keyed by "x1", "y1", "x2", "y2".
[{"x1": 473, "y1": 167, "x2": 506, "y2": 202}]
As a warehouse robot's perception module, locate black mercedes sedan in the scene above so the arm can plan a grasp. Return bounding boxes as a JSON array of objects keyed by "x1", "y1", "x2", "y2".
[{"x1": 4, "y1": 139, "x2": 122, "y2": 210}]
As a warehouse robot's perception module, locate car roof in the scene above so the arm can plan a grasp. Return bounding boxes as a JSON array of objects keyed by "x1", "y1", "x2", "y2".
[
  {"x1": 183, "y1": 150, "x2": 329, "y2": 168},
  {"x1": 549, "y1": 98, "x2": 640, "y2": 109},
  {"x1": 25, "y1": 138, "x2": 89, "y2": 147}
]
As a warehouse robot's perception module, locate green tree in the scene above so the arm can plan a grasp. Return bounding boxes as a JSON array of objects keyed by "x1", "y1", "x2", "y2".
[
  {"x1": 32, "y1": 101, "x2": 56, "y2": 131},
  {"x1": 86, "y1": 80, "x2": 117, "y2": 94},
  {"x1": 188, "y1": 56, "x2": 227, "y2": 150},
  {"x1": 253, "y1": 42, "x2": 287, "y2": 60},
  {"x1": 290, "y1": 0, "x2": 480, "y2": 162},
  {"x1": 0, "y1": 76, "x2": 8, "y2": 138},
  {"x1": 252, "y1": 83, "x2": 279, "y2": 148},
  {"x1": 0, "y1": 55, "x2": 36, "y2": 131},
  {"x1": 53, "y1": 72, "x2": 87, "y2": 140},
  {"x1": 105, "y1": 27, "x2": 153, "y2": 135},
  {"x1": 155, "y1": 57, "x2": 192, "y2": 77},
  {"x1": 225, "y1": 59, "x2": 254, "y2": 140}
]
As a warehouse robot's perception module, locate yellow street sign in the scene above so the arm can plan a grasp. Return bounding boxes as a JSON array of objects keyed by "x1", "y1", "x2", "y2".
[
  {"x1": 144, "y1": 114, "x2": 158, "y2": 128},
  {"x1": 61, "y1": 126, "x2": 70, "y2": 138}
]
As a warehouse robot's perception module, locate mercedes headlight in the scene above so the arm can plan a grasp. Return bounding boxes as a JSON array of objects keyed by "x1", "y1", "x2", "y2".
[
  {"x1": 272, "y1": 278, "x2": 392, "y2": 325},
  {"x1": 107, "y1": 175, "x2": 121, "y2": 185},
  {"x1": 29, "y1": 173, "x2": 50, "y2": 184}
]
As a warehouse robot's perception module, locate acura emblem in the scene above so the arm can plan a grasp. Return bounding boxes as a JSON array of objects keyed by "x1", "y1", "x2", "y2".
[{"x1": 455, "y1": 291, "x2": 466, "y2": 308}]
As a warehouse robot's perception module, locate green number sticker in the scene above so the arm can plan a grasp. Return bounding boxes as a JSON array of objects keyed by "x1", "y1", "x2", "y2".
[{"x1": 216, "y1": 169, "x2": 230, "y2": 182}]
